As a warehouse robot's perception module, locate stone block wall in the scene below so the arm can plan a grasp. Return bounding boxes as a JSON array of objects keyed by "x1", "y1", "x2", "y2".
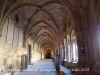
[{"x1": 0, "y1": 42, "x2": 27, "y2": 72}]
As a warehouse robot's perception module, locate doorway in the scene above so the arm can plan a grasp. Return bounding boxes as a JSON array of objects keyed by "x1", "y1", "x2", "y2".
[
  {"x1": 28, "y1": 44, "x2": 31, "y2": 65},
  {"x1": 46, "y1": 50, "x2": 52, "y2": 59},
  {"x1": 21, "y1": 54, "x2": 28, "y2": 71}
]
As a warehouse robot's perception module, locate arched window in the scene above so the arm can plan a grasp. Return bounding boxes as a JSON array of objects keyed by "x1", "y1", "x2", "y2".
[
  {"x1": 71, "y1": 30, "x2": 78, "y2": 63},
  {"x1": 67, "y1": 35, "x2": 72, "y2": 62}
]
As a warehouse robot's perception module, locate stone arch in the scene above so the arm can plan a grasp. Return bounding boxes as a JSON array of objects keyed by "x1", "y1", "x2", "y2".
[
  {"x1": 67, "y1": 34, "x2": 71, "y2": 43},
  {"x1": 71, "y1": 30, "x2": 76, "y2": 41},
  {"x1": 71, "y1": 30, "x2": 78, "y2": 63},
  {"x1": 45, "y1": 48, "x2": 53, "y2": 59}
]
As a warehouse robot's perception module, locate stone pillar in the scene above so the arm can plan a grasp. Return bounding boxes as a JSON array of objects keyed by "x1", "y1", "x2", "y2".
[
  {"x1": 64, "y1": 43, "x2": 67, "y2": 61},
  {"x1": 59, "y1": 45, "x2": 62, "y2": 59},
  {"x1": 58, "y1": 47, "x2": 60, "y2": 55},
  {"x1": 75, "y1": 31, "x2": 100, "y2": 75},
  {"x1": 59, "y1": 44, "x2": 65, "y2": 65},
  {"x1": 64, "y1": 38, "x2": 67, "y2": 61},
  {"x1": 67, "y1": 42, "x2": 71, "y2": 62},
  {"x1": 56, "y1": 55, "x2": 60, "y2": 70}
]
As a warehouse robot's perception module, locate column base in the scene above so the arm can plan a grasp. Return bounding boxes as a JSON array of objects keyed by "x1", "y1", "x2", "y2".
[{"x1": 64, "y1": 59, "x2": 67, "y2": 61}]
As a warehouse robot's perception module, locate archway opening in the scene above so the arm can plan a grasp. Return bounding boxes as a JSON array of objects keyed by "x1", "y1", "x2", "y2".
[{"x1": 46, "y1": 50, "x2": 52, "y2": 59}]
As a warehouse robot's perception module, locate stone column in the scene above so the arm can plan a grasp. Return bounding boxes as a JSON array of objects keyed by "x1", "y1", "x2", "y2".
[
  {"x1": 67, "y1": 42, "x2": 72, "y2": 62},
  {"x1": 64, "y1": 43, "x2": 67, "y2": 61},
  {"x1": 59, "y1": 45, "x2": 62, "y2": 59},
  {"x1": 59, "y1": 44, "x2": 65, "y2": 65},
  {"x1": 58, "y1": 47, "x2": 59, "y2": 55},
  {"x1": 64, "y1": 38, "x2": 67, "y2": 61},
  {"x1": 56, "y1": 55, "x2": 60, "y2": 70},
  {"x1": 75, "y1": 31, "x2": 99, "y2": 75}
]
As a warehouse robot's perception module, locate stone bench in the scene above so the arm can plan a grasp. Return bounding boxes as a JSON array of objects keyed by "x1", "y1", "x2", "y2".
[{"x1": 59, "y1": 65, "x2": 75, "y2": 75}]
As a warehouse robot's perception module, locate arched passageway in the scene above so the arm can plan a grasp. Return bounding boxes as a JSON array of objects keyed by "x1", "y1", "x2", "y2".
[
  {"x1": 0, "y1": 0, "x2": 100, "y2": 75},
  {"x1": 46, "y1": 50, "x2": 52, "y2": 59}
]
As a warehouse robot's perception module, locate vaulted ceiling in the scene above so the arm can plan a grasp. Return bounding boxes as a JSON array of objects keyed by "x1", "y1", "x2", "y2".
[{"x1": 0, "y1": 0, "x2": 91, "y2": 51}]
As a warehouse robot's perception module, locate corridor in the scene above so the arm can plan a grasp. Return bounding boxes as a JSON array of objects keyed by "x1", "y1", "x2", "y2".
[
  {"x1": 1, "y1": 0, "x2": 100, "y2": 75},
  {"x1": 17, "y1": 59, "x2": 57, "y2": 75}
]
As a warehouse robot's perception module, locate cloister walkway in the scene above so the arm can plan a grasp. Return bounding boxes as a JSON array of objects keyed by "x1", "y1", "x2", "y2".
[{"x1": 17, "y1": 59, "x2": 57, "y2": 75}]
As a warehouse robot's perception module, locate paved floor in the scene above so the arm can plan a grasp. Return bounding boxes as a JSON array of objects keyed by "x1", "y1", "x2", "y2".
[{"x1": 17, "y1": 59, "x2": 57, "y2": 75}]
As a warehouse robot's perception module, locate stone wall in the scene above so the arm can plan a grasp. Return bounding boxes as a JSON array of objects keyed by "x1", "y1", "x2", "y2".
[
  {"x1": 0, "y1": 18, "x2": 27, "y2": 72},
  {"x1": 0, "y1": 42, "x2": 27, "y2": 71},
  {"x1": 0, "y1": 18, "x2": 44, "y2": 73},
  {"x1": 31, "y1": 43, "x2": 42, "y2": 62}
]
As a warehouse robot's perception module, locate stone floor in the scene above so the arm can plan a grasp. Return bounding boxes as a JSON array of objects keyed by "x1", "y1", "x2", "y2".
[{"x1": 17, "y1": 59, "x2": 57, "y2": 75}]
